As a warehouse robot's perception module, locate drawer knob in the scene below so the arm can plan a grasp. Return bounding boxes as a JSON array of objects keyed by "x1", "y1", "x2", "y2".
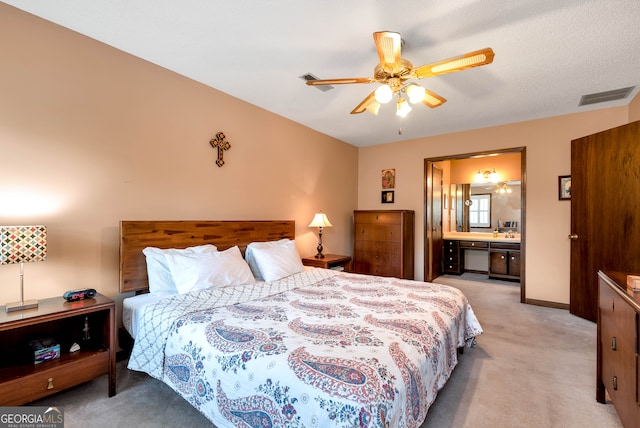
[
  {"x1": 47, "y1": 377, "x2": 54, "y2": 390},
  {"x1": 612, "y1": 336, "x2": 617, "y2": 351},
  {"x1": 613, "y1": 376, "x2": 618, "y2": 391},
  {"x1": 500, "y1": 255, "x2": 505, "y2": 259}
]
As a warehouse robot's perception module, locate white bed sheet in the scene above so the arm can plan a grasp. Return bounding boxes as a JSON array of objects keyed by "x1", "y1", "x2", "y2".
[{"x1": 123, "y1": 293, "x2": 168, "y2": 339}]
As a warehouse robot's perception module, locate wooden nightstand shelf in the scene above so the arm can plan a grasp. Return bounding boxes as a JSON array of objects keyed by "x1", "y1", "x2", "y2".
[
  {"x1": 302, "y1": 254, "x2": 352, "y2": 271},
  {"x1": 0, "y1": 293, "x2": 115, "y2": 405}
]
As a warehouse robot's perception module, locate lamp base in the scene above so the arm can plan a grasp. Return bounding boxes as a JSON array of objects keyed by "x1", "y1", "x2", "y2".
[{"x1": 5, "y1": 299, "x2": 39, "y2": 313}]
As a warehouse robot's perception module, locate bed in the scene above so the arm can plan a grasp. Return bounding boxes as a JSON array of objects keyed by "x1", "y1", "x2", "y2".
[{"x1": 120, "y1": 220, "x2": 482, "y2": 428}]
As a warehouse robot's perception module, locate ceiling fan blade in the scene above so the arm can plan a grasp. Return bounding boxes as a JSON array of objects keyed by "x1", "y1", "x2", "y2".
[
  {"x1": 306, "y1": 77, "x2": 375, "y2": 86},
  {"x1": 374, "y1": 31, "x2": 402, "y2": 71},
  {"x1": 351, "y1": 91, "x2": 379, "y2": 115},
  {"x1": 412, "y1": 47, "x2": 495, "y2": 79},
  {"x1": 421, "y1": 90, "x2": 447, "y2": 108}
]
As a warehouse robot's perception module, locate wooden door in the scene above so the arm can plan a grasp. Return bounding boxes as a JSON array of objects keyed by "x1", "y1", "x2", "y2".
[
  {"x1": 570, "y1": 120, "x2": 640, "y2": 321},
  {"x1": 431, "y1": 166, "x2": 443, "y2": 279}
]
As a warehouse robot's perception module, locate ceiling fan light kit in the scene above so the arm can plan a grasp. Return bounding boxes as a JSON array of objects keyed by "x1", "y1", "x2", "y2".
[
  {"x1": 405, "y1": 84, "x2": 426, "y2": 104},
  {"x1": 396, "y1": 98, "x2": 412, "y2": 117},
  {"x1": 306, "y1": 31, "x2": 494, "y2": 118},
  {"x1": 375, "y1": 84, "x2": 393, "y2": 103}
]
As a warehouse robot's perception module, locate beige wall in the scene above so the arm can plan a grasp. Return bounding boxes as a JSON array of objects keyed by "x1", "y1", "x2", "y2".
[
  {"x1": 358, "y1": 106, "x2": 630, "y2": 304},
  {"x1": 0, "y1": 5, "x2": 358, "y2": 313}
]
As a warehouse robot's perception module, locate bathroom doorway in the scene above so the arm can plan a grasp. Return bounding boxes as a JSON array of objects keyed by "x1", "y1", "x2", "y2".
[{"x1": 425, "y1": 147, "x2": 526, "y2": 303}]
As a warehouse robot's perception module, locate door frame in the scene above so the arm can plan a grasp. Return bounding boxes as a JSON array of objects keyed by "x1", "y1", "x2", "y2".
[{"x1": 424, "y1": 146, "x2": 527, "y2": 303}]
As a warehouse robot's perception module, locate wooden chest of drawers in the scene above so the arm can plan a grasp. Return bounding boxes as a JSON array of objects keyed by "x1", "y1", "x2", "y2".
[
  {"x1": 352, "y1": 210, "x2": 414, "y2": 279},
  {"x1": 597, "y1": 270, "x2": 640, "y2": 428}
]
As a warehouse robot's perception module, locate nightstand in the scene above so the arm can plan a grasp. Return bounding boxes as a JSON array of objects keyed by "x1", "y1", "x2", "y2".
[
  {"x1": 302, "y1": 254, "x2": 352, "y2": 272},
  {"x1": 0, "y1": 293, "x2": 116, "y2": 405}
]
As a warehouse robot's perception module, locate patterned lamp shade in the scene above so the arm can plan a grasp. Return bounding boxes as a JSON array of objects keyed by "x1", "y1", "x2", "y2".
[
  {"x1": 1, "y1": 225, "x2": 47, "y2": 312},
  {"x1": 0, "y1": 226, "x2": 47, "y2": 265}
]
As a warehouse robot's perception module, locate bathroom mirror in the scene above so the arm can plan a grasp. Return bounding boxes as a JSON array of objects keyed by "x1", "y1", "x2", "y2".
[{"x1": 454, "y1": 181, "x2": 521, "y2": 232}]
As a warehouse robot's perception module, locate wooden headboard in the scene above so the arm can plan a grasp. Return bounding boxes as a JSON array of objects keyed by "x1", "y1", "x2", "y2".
[{"x1": 119, "y1": 220, "x2": 295, "y2": 293}]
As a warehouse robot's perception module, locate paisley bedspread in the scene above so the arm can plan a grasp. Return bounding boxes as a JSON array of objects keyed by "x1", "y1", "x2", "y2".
[{"x1": 128, "y1": 269, "x2": 482, "y2": 427}]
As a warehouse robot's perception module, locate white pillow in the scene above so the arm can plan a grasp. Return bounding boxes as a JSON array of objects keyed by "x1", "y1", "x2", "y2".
[
  {"x1": 166, "y1": 245, "x2": 255, "y2": 294},
  {"x1": 142, "y1": 244, "x2": 218, "y2": 296},
  {"x1": 245, "y1": 239, "x2": 290, "y2": 280},
  {"x1": 249, "y1": 239, "x2": 304, "y2": 282}
]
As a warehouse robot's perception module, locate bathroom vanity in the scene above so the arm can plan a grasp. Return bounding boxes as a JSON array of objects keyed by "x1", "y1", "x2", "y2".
[{"x1": 443, "y1": 232, "x2": 521, "y2": 280}]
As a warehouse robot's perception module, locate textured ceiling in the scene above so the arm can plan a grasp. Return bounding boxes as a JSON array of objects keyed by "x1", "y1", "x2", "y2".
[{"x1": 4, "y1": 0, "x2": 640, "y2": 147}]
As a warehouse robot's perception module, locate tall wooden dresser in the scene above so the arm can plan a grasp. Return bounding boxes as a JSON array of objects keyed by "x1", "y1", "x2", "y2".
[
  {"x1": 352, "y1": 210, "x2": 414, "y2": 279},
  {"x1": 597, "y1": 270, "x2": 640, "y2": 428}
]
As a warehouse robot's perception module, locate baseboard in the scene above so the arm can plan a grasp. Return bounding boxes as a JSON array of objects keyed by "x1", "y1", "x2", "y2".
[{"x1": 525, "y1": 298, "x2": 569, "y2": 310}]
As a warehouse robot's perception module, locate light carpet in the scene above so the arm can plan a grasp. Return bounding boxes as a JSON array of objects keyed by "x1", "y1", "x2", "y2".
[{"x1": 31, "y1": 274, "x2": 623, "y2": 427}]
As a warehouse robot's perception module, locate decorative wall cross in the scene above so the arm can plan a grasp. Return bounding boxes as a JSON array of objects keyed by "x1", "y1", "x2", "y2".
[{"x1": 209, "y1": 132, "x2": 230, "y2": 167}]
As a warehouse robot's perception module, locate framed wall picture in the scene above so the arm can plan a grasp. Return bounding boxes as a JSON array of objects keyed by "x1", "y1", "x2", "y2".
[
  {"x1": 559, "y1": 175, "x2": 571, "y2": 200},
  {"x1": 382, "y1": 169, "x2": 395, "y2": 189},
  {"x1": 381, "y1": 190, "x2": 394, "y2": 204}
]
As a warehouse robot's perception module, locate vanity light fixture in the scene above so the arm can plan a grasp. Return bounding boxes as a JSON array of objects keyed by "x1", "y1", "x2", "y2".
[{"x1": 475, "y1": 169, "x2": 499, "y2": 183}]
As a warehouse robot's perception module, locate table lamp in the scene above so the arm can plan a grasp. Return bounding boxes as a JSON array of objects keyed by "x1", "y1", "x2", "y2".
[
  {"x1": 1, "y1": 225, "x2": 47, "y2": 312},
  {"x1": 308, "y1": 213, "x2": 332, "y2": 258}
]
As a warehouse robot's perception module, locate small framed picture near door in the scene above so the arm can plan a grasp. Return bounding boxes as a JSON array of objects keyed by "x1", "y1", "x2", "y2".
[
  {"x1": 381, "y1": 190, "x2": 394, "y2": 204},
  {"x1": 559, "y1": 175, "x2": 571, "y2": 200}
]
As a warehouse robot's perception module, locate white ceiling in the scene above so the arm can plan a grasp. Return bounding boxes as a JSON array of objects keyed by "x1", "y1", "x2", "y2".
[{"x1": 4, "y1": 0, "x2": 640, "y2": 147}]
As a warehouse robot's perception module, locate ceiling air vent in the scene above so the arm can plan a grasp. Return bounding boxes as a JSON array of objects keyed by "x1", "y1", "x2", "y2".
[
  {"x1": 579, "y1": 86, "x2": 635, "y2": 106},
  {"x1": 299, "y1": 73, "x2": 334, "y2": 92}
]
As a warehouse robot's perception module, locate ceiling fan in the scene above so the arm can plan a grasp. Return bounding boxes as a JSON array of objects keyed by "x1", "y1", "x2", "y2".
[{"x1": 306, "y1": 31, "x2": 495, "y2": 117}]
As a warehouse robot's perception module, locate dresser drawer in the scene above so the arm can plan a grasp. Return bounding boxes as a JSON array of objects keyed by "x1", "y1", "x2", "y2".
[
  {"x1": 443, "y1": 262, "x2": 461, "y2": 272},
  {"x1": 490, "y1": 242, "x2": 520, "y2": 251},
  {"x1": 443, "y1": 253, "x2": 459, "y2": 264},
  {"x1": 444, "y1": 246, "x2": 459, "y2": 256},
  {"x1": 354, "y1": 212, "x2": 402, "y2": 225},
  {"x1": 355, "y1": 224, "x2": 402, "y2": 242},
  {"x1": 444, "y1": 240, "x2": 459, "y2": 249},
  {"x1": 354, "y1": 240, "x2": 401, "y2": 254},
  {"x1": 353, "y1": 252, "x2": 401, "y2": 277},
  {"x1": 460, "y1": 240, "x2": 488, "y2": 249},
  {"x1": 0, "y1": 350, "x2": 109, "y2": 405}
]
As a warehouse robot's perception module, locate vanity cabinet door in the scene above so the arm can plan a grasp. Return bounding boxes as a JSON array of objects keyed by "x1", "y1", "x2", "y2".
[
  {"x1": 489, "y1": 242, "x2": 520, "y2": 280},
  {"x1": 489, "y1": 249, "x2": 508, "y2": 275},
  {"x1": 508, "y1": 251, "x2": 521, "y2": 277}
]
